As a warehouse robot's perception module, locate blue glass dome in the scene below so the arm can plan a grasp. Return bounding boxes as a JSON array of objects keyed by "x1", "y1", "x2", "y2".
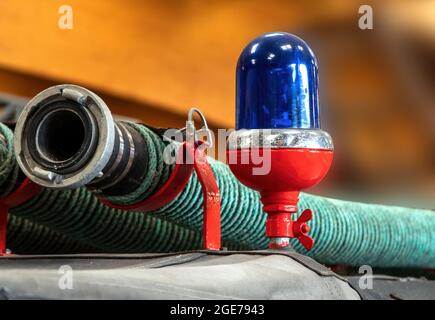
[{"x1": 236, "y1": 32, "x2": 320, "y2": 130}]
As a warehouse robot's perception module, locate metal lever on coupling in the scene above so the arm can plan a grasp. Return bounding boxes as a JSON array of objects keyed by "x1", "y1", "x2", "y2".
[{"x1": 172, "y1": 107, "x2": 214, "y2": 148}]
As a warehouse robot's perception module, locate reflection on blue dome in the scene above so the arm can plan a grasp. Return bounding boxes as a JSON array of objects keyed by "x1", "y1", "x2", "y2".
[{"x1": 236, "y1": 32, "x2": 320, "y2": 130}]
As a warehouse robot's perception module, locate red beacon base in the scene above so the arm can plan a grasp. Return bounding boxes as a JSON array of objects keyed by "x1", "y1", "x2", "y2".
[{"x1": 227, "y1": 147, "x2": 333, "y2": 250}]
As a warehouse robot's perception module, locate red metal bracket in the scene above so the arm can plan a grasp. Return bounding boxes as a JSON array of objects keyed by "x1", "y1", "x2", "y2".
[
  {"x1": 0, "y1": 178, "x2": 42, "y2": 256},
  {"x1": 99, "y1": 141, "x2": 222, "y2": 250},
  {"x1": 191, "y1": 142, "x2": 221, "y2": 250}
]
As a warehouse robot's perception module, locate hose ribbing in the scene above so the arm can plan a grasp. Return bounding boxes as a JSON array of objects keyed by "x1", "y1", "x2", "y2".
[
  {"x1": 7, "y1": 215, "x2": 97, "y2": 254},
  {"x1": 10, "y1": 187, "x2": 206, "y2": 253},
  {"x1": 295, "y1": 194, "x2": 435, "y2": 267}
]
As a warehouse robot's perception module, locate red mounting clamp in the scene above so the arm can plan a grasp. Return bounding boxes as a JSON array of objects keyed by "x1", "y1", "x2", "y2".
[
  {"x1": 0, "y1": 178, "x2": 42, "y2": 256},
  {"x1": 99, "y1": 109, "x2": 222, "y2": 251},
  {"x1": 100, "y1": 141, "x2": 222, "y2": 251},
  {"x1": 192, "y1": 142, "x2": 221, "y2": 250}
]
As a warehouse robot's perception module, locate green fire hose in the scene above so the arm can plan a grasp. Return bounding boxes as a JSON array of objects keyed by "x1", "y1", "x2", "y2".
[{"x1": 1, "y1": 122, "x2": 435, "y2": 267}]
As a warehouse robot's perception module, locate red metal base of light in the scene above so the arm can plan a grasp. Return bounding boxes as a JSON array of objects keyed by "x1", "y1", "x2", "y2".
[{"x1": 227, "y1": 147, "x2": 333, "y2": 250}]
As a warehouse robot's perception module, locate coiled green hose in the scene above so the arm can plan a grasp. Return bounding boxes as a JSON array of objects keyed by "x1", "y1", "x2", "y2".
[{"x1": 2, "y1": 122, "x2": 435, "y2": 267}]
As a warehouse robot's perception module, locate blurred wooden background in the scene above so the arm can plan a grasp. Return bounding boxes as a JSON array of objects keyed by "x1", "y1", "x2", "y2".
[{"x1": 0, "y1": 0, "x2": 434, "y2": 205}]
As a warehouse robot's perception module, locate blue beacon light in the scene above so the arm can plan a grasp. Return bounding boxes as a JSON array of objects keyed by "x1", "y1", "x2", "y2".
[
  {"x1": 236, "y1": 32, "x2": 320, "y2": 130},
  {"x1": 228, "y1": 32, "x2": 334, "y2": 250}
]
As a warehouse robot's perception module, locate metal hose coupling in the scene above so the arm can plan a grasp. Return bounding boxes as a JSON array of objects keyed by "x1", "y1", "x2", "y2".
[{"x1": 14, "y1": 84, "x2": 147, "y2": 194}]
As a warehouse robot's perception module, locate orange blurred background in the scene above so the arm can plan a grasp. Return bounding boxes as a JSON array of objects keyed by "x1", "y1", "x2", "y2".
[{"x1": 0, "y1": 0, "x2": 434, "y2": 207}]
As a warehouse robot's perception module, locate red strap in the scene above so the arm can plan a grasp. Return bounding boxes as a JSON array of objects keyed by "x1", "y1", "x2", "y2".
[
  {"x1": 0, "y1": 178, "x2": 42, "y2": 254},
  {"x1": 193, "y1": 145, "x2": 221, "y2": 250}
]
